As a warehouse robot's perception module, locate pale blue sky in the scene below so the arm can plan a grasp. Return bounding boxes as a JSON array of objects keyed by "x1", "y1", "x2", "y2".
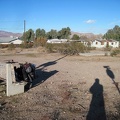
[{"x1": 0, "y1": 0, "x2": 120, "y2": 34}]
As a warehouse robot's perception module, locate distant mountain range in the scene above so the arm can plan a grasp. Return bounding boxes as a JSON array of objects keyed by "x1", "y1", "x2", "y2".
[
  {"x1": 0, "y1": 30, "x2": 22, "y2": 37},
  {"x1": 0, "y1": 30, "x2": 102, "y2": 40},
  {"x1": 70, "y1": 31, "x2": 103, "y2": 40}
]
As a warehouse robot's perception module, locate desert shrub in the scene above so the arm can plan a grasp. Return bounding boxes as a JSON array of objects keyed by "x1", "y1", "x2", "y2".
[
  {"x1": 104, "y1": 47, "x2": 112, "y2": 51},
  {"x1": 20, "y1": 42, "x2": 33, "y2": 48},
  {"x1": 45, "y1": 42, "x2": 88, "y2": 55},
  {"x1": 8, "y1": 43, "x2": 15, "y2": 50},
  {"x1": 62, "y1": 42, "x2": 86, "y2": 55},
  {"x1": 104, "y1": 44, "x2": 112, "y2": 51},
  {"x1": 0, "y1": 44, "x2": 8, "y2": 48},
  {"x1": 45, "y1": 43, "x2": 55, "y2": 53},
  {"x1": 104, "y1": 52, "x2": 108, "y2": 56},
  {"x1": 110, "y1": 48, "x2": 120, "y2": 56},
  {"x1": 33, "y1": 37, "x2": 46, "y2": 47}
]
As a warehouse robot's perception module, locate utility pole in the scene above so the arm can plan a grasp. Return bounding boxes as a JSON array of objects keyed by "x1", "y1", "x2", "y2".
[
  {"x1": 24, "y1": 20, "x2": 26, "y2": 33},
  {"x1": 24, "y1": 20, "x2": 26, "y2": 42}
]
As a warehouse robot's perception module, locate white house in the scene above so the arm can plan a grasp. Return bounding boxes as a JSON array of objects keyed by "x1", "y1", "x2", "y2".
[
  {"x1": 108, "y1": 39, "x2": 119, "y2": 48},
  {"x1": 79, "y1": 39, "x2": 90, "y2": 46},
  {"x1": 68, "y1": 39, "x2": 89, "y2": 46},
  {"x1": 47, "y1": 38, "x2": 119, "y2": 48},
  {"x1": 0, "y1": 37, "x2": 23, "y2": 45},
  {"x1": 91, "y1": 39, "x2": 119, "y2": 48},
  {"x1": 10, "y1": 39, "x2": 23, "y2": 44},
  {"x1": 47, "y1": 39, "x2": 68, "y2": 43}
]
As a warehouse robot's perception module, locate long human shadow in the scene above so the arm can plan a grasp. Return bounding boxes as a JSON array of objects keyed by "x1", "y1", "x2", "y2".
[
  {"x1": 104, "y1": 66, "x2": 120, "y2": 94},
  {"x1": 86, "y1": 78, "x2": 106, "y2": 120},
  {"x1": 36, "y1": 55, "x2": 67, "y2": 69}
]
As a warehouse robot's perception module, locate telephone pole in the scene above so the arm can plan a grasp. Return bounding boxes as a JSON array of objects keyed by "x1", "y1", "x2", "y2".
[
  {"x1": 24, "y1": 20, "x2": 26, "y2": 41},
  {"x1": 24, "y1": 20, "x2": 26, "y2": 33}
]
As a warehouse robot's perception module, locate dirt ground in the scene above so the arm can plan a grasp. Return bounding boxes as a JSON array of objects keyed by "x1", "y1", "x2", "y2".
[{"x1": 0, "y1": 48, "x2": 120, "y2": 120}]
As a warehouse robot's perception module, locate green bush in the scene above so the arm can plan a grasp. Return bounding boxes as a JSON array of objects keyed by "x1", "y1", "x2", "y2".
[
  {"x1": 45, "y1": 43, "x2": 55, "y2": 53},
  {"x1": 110, "y1": 48, "x2": 120, "y2": 56},
  {"x1": 20, "y1": 42, "x2": 33, "y2": 48},
  {"x1": 8, "y1": 43, "x2": 15, "y2": 50},
  {"x1": 45, "y1": 42, "x2": 88, "y2": 55},
  {"x1": 34, "y1": 37, "x2": 46, "y2": 47},
  {"x1": 104, "y1": 46, "x2": 112, "y2": 51}
]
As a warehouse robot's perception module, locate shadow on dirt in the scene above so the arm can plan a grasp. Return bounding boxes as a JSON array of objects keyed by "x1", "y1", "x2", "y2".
[
  {"x1": 25, "y1": 55, "x2": 67, "y2": 90},
  {"x1": 0, "y1": 77, "x2": 5, "y2": 82},
  {"x1": 25, "y1": 66, "x2": 58, "y2": 91},
  {"x1": 104, "y1": 66, "x2": 120, "y2": 94},
  {"x1": 0, "y1": 80, "x2": 4, "y2": 83},
  {"x1": 32, "y1": 69, "x2": 58, "y2": 87},
  {"x1": 87, "y1": 78, "x2": 106, "y2": 120},
  {"x1": 36, "y1": 55, "x2": 67, "y2": 69}
]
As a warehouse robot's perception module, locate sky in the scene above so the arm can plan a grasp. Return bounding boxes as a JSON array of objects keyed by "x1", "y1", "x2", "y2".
[{"x1": 0, "y1": 0, "x2": 120, "y2": 34}]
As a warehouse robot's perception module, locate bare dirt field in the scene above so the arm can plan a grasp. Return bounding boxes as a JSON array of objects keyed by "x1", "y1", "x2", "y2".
[{"x1": 0, "y1": 48, "x2": 120, "y2": 120}]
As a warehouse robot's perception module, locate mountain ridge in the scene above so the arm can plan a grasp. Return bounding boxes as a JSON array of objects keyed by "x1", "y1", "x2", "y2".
[
  {"x1": 0, "y1": 30, "x2": 22, "y2": 37},
  {"x1": 71, "y1": 31, "x2": 103, "y2": 40},
  {"x1": 0, "y1": 30, "x2": 102, "y2": 39}
]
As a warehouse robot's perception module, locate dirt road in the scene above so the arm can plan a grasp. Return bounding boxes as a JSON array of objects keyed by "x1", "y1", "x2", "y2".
[{"x1": 0, "y1": 51, "x2": 120, "y2": 120}]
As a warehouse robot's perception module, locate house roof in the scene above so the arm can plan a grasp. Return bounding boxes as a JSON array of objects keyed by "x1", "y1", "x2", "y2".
[
  {"x1": 47, "y1": 39, "x2": 68, "y2": 43},
  {"x1": 0, "y1": 37, "x2": 23, "y2": 45},
  {"x1": 107, "y1": 39, "x2": 119, "y2": 42},
  {"x1": 92, "y1": 39, "x2": 119, "y2": 43},
  {"x1": 0, "y1": 37, "x2": 17, "y2": 43},
  {"x1": 10, "y1": 39, "x2": 23, "y2": 44}
]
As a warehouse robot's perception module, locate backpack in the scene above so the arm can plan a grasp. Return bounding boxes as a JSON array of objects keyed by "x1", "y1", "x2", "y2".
[{"x1": 24, "y1": 63, "x2": 32, "y2": 73}]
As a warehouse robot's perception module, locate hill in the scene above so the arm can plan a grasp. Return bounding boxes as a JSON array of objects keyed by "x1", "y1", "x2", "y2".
[
  {"x1": 0, "y1": 30, "x2": 22, "y2": 37},
  {"x1": 70, "y1": 31, "x2": 103, "y2": 40},
  {"x1": 0, "y1": 30, "x2": 103, "y2": 40}
]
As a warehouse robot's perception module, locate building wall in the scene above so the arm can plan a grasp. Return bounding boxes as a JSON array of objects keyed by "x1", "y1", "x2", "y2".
[
  {"x1": 91, "y1": 40, "x2": 119, "y2": 48},
  {"x1": 109, "y1": 41, "x2": 119, "y2": 48},
  {"x1": 10, "y1": 39, "x2": 23, "y2": 44},
  {"x1": 91, "y1": 40, "x2": 105, "y2": 48}
]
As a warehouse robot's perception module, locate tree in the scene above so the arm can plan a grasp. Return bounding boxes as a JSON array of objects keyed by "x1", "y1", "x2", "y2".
[
  {"x1": 72, "y1": 34, "x2": 80, "y2": 40},
  {"x1": 36, "y1": 28, "x2": 46, "y2": 38},
  {"x1": 27, "y1": 29, "x2": 35, "y2": 42},
  {"x1": 35, "y1": 28, "x2": 41, "y2": 38},
  {"x1": 40, "y1": 29, "x2": 46, "y2": 38},
  {"x1": 58, "y1": 27, "x2": 71, "y2": 39},
  {"x1": 22, "y1": 29, "x2": 35, "y2": 42},
  {"x1": 46, "y1": 29, "x2": 58, "y2": 39},
  {"x1": 103, "y1": 25, "x2": 120, "y2": 41}
]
